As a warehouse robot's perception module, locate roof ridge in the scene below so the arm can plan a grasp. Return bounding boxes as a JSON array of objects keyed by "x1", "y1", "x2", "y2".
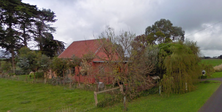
[{"x1": 72, "y1": 39, "x2": 100, "y2": 43}]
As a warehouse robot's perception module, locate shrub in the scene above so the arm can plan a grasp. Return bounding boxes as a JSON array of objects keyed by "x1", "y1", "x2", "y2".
[
  {"x1": 200, "y1": 63, "x2": 214, "y2": 77},
  {"x1": 1, "y1": 61, "x2": 11, "y2": 73},
  {"x1": 35, "y1": 72, "x2": 44, "y2": 78},
  {"x1": 15, "y1": 70, "x2": 30, "y2": 75},
  {"x1": 140, "y1": 86, "x2": 159, "y2": 97},
  {"x1": 199, "y1": 75, "x2": 207, "y2": 79}
]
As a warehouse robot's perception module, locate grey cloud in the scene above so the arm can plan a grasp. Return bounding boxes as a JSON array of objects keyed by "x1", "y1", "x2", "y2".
[
  {"x1": 154, "y1": 0, "x2": 222, "y2": 31},
  {"x1": 23, "y1": 0, "x2": 222, "y2": 57}
]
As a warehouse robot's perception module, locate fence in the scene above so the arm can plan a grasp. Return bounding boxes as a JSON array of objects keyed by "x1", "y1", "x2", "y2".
[{"x1": 94, "y1": 85, "x2": 123, "y2": 106}]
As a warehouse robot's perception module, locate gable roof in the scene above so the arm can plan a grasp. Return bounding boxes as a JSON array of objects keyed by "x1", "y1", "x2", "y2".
[{"x1": 58, "y1": 39, "x2": 101, "y2": 59}]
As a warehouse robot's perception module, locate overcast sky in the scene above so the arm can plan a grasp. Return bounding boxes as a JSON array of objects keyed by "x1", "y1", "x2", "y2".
[{"x1": 23, "y1": 0, "x2": 222, "y2": 57}]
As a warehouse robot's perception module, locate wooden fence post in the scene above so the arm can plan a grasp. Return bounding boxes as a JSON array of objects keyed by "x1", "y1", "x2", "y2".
[
  {"x1": 94, "y1": 91, "x2": 98, "y2": 106},
  {"x1": 93, "y1": 87, "x2": 120, "y2": 106},
  {"x1": 120, "y1": 85, "x2": 123, "y2": 94}
]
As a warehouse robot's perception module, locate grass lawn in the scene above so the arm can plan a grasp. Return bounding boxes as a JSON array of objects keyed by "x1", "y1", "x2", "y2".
[
  {"x1": 91, "y1": 80, "x2": 221, "y2": 112},
  {"x1": 209, "y1": 72, "x2": 222, "y2": 78},
  {"x1": 201, "y1": 59, "x2": 222, "y2": 78},
  {"x1": 201, "y1": 59, "x2": 222, "y2": 66},
  {"x1": 0, "y1": 78, "x2": 220, "y2": 112},
  {"x1": 0, "y1": 78, "x2": 99, "y2": 112}
]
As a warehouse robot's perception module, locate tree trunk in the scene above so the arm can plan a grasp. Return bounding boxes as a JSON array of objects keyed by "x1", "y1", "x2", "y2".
[{"x1": 23, "y1": 24, "x2": 27, "y2": 47}]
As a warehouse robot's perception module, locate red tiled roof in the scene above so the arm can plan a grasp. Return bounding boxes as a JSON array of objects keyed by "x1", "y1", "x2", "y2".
[
  {"x1": 58, "y1": 39, "x2": 101, "y2": 59},
  {"x1": 59, "y1": 39, "x2": 120, "y2": 62}
]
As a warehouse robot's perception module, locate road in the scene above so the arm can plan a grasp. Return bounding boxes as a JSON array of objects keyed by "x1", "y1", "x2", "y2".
[{"x1": 199, "y1": 78, "x2": 222, "y2": 112}]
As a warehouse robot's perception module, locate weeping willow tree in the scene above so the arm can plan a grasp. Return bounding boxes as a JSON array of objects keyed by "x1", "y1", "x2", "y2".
[{"x1": 160, "y1": 41, "x2": 201, "y2": 94}]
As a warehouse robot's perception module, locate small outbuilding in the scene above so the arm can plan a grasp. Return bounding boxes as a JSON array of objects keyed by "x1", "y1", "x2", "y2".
[{"x1": 58, "y1": 39, "x2": 119, "y2": 84}]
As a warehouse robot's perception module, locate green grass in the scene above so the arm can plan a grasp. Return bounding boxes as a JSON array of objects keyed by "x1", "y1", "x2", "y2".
[
  {"x1": 0, "y1": 78, "x2": 220, "y2": 112},
  {"x1": 201, "y1": 59, "x2": 222, "y2": 78},
  {"x1": 0, "y1": 78, "x2": 100, "y2": 112},
  {"x1": 90, "y1": 80, "x2": 221, "y2": 112},
  {"x1": 210, "y1": 72, "x2": 222, "y2": 78},
  {"x1": 201, "y1": 59, "x2": 222, "y2": 66}
]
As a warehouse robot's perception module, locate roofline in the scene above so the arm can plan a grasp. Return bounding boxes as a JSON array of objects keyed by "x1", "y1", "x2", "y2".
[
  {"x1": 58, "y1": 39, "x2": 103, "y2": 58},
  {"x1": 71, "y1": 39, "x2": 101, "y2": 43}
]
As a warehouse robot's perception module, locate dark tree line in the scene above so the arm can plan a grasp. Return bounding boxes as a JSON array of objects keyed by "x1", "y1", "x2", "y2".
[{"x1": 0, "y1": 0, "x2": 65, "y2": 72}]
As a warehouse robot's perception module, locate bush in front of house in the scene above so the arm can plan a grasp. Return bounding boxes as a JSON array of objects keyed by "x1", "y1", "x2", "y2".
[{"x1": 35, "y1": 72, "x2": 44, "y2": 78}]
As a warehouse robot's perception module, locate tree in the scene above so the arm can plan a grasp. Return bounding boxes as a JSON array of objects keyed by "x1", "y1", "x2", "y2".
[
  {"x1": 0, "y1": 61, "x2": 11, "y2": 76},
  {"x1": 17, "y1": 47, "x2": 41, "y2": 82},
  {"x1": 39, "y1": 54, "x2": 51, "y2": 83},
  {"x1": 145, "y1": 19, "x2": 185, "y2": 44},
  {"x1": 0, "y1": 0, "x2": 23, "y2": 73},
  {"x1": 159, "y1": 41, "x2": 201, "y2": 94},
  {"x1": 51, "y1": 57, "x2": 68, "y2": 85},
  {"x1": 67, "y1": 55, "x2": 81, "y2": 74},
  {"x1": 97, "y1": 27, "x2": 158, "y2": 108},
  {"x1": 34, "y1": 9, "x2": 56, "y2": 51},
  {"x1": 17, "y1": 3, "x2": 38, "y2": 47},
  {"x1": 41, "y1": 33, "x2": 65, "y2": 57},
  {"x1": 218, "y1": 55, "x2": 222, "y2": 59},
  {"x1": 0, "y1": 1, "x2": 63, "y2": 72}
]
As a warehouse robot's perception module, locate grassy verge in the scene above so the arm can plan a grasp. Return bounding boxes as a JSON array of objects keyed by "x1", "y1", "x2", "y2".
[
  {"x1": 209, "y1": 72, "x2": 222, "y2": 78},
  {"x1": 0, "y1": 78, "x2": 220, "y2": 112},
  {"x1": 90, "y1": 80, "x2": 221, "y2": 112}
]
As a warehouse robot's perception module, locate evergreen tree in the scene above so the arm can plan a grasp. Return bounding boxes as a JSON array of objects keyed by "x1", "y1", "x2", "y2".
[{"x1": 145, "y1": 19, "x2": 185, "y2": 44}]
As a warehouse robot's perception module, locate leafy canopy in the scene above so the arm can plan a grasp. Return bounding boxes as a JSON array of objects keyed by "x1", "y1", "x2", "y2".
[{"x1": 145, "y1": 19, "x2": 185, "y2": 44}]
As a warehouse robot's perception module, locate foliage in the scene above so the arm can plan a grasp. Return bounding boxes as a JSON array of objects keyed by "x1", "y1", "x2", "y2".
[
  {"x1": 82, "y1": 52, "x2": 95, "y2": 62},
  {"x1": 51, "y1": 57, "x2": 68, "y2": 77},
  {"x1": 91, "y1": 80, "x2": 220, "y2": 112},
  {"x1": 35, "y1": 71, "x2": 44, "y2": 78},
  {"x1": 145, "y1": 19, "x2": 185, "y2": 44},
  {"x1": 34, "y1": 8, "x2": 65, "y2": 57},
  {"x1": 159, "y1": 41, "x2": 201, "y2": 94},
  {"x1": 200, "y1": 63, "x2": 214, "y2": 76},
  {"x1": 68, "y1": 55, "x2": 81, "y2": 67},
  {"x1": 15, "y1": 70, "x2": 28, "y2": 75},
  {"x1": 39, "y1": 54, "x2": 51, "y2": 72},
  {"x1": 0, "y1": 75, "x2": 220, "y2": 112},
  {"x1": 66, "y1": 55, "x2": 81, "y2": 76},
  {"x1": 39, "y1": 33, "x2": 65, "y2": 57},
  {"x1": 0, "y1": 61, "x2": 11, "y2": 73},
  {"x1": 0, "y1": 0, "x2": 64, "y2": 71},
  {"x1": 0, "y1": 0, "x2": 25, "y2": 72},
  {"x1": 97, "y1": 27, "x2": 158, "y2": 101},
  {"x1": 17, "y1": 47, "x2": 41, "y2": 73},
  {"x1": 80, "y1": 58, "x2": 91, "y2": 76}
]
